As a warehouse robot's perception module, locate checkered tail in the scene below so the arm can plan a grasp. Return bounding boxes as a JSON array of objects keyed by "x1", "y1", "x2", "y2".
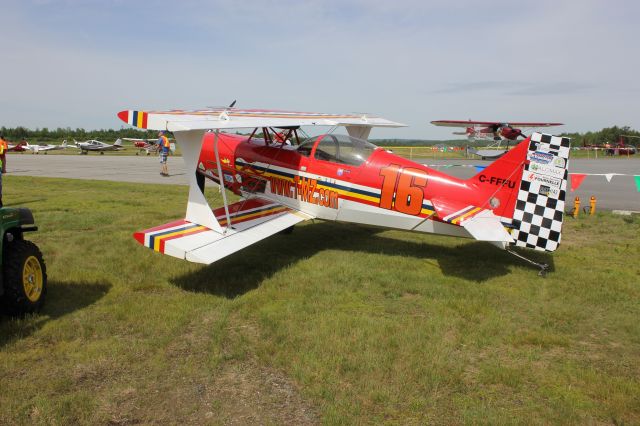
[{"x1": 510, "y1": 132, "x2": 571, "y2": 252}]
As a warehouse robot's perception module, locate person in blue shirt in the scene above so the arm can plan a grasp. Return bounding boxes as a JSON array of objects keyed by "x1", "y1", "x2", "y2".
[{"x1": 158, "y1": 131, "x2": 170, "y2": 176}]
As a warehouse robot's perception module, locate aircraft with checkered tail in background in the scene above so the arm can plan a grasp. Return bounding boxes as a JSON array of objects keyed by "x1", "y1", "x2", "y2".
[{"x1": 117, "y1": 107, "x2": 571, "y2": 274}]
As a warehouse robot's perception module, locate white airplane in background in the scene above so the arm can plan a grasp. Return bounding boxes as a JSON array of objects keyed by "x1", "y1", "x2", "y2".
[
  {"x1": 73, "y1": 139, "x2": 125, "y2": 155},
  {"x1": 23, "y1": 141, "x2": 70, "y2": 154}
]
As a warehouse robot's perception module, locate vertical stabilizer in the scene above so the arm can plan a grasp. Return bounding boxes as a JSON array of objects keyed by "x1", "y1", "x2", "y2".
[{"x1": 511, "y1": 133, "x2": 571, "y2": 252}]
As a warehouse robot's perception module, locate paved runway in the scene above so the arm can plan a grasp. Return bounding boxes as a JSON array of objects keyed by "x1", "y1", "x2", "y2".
[
  {"x1": 7, "y1": 154, "x2": 189, "y2": 186},
  {"x1": 6, "y1": 154, "x2": 640, "y2": 211}
]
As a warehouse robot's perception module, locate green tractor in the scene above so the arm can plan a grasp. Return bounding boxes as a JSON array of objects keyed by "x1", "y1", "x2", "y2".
[{"x1": 0, "y1": 207, "x2": 47, "y2": 315}]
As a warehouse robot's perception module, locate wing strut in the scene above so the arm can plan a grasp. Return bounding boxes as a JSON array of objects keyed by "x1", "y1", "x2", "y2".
[
  {"x1": 212, "y1": 129, "x2": 232, "y2": 232},
  {"x1": 177, "y1": 130, "x2": 225, "y2": 233}
]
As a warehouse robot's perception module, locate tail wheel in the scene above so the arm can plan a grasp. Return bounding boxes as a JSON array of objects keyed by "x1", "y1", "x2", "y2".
[{"x1": 1, "y1": 240, "x2": 47, "y2": 315}]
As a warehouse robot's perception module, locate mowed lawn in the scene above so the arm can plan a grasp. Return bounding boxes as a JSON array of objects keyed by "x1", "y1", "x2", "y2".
[{"x1": 1, "y1": 176, "x2": 639, "y2": 425}]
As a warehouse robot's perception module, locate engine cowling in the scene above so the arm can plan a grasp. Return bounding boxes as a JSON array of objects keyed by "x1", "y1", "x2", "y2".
[{"x1": 499, "y1": 126, "x2": 524, "y2": 140}]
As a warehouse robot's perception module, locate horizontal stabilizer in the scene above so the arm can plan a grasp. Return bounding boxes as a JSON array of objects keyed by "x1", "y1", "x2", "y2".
[
  {"x1": 461, "y1": 209, "x2": 514, "y2": 249},
  {"x1": 134, "y1": 199, "x2": 313, "y2": 264},
  {"x1": 431, "y1": 198, "x2": 513, "y2": 248}
]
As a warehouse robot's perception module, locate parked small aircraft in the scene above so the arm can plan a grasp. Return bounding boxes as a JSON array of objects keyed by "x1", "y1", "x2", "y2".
[
  {"x1": 23, "y1": 141, "x2": 70, "y2": 154},
  {"x1": 118, "y1": 107, "x2": 571, "y2": 274},
  {"x1": 73, "y1": 139, "x2": 124, "y2": 154},
  {"x1": 121, "y1": 138, "x2": 158, "y2": 155},
  {"x1": 432, "y1": 120, "x2": 563, "y2": 160},
  {"x1": 121, "y1": 137, "x2": 175, "y2": 155},
  {"x1": 7, "y1": 141, "x2": 28, "y2": 152}
]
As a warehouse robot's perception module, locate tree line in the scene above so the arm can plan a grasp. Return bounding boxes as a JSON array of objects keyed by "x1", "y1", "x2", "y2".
[{"x1": 560, "y1": 126, "x2": 640, "y2": 146}]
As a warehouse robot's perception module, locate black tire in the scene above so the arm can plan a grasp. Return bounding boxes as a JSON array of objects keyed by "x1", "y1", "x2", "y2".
[{"x1": 1, "y1": 240, "x2": 47, "y2": 315}]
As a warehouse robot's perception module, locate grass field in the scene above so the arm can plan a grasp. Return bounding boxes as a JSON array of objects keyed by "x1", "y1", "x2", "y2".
[{"x1": 1, "y1": 176, "x2": 639, "y2": 424}]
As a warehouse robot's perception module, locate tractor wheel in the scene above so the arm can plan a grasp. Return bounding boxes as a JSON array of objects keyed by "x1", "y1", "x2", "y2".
[{"x1": 1, "y1": 240, "x2": 47, "y2": 315}]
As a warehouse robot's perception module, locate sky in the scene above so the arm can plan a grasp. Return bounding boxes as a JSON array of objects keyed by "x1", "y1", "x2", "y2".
[{"x1": 1, "y1": 0, "x2": 638, "y2": 139}]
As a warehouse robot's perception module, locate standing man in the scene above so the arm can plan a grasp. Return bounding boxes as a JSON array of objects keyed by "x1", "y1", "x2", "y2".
[
  {"x1": 0, "y1": 134, "x2": 7, "y2": 207},
  {"x1": 158, "y1": 131, "x2": 170, "y2": 176}
]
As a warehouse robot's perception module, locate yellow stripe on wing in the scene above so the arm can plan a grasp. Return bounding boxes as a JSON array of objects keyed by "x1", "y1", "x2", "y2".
[{"x1": 153, "y1": 225, "x2": 207, "y2": 252}]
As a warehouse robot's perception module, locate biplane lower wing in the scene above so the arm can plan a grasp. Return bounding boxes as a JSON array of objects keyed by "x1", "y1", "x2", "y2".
[{"x1": 134, "y1": 199, "x2": 313, "y2": 264}]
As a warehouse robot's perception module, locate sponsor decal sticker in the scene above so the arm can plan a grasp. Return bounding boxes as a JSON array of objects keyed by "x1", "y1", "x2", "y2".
[
  {"x1": 529, "y1": 150, "x2": 555, "y2": 164},
  {"x1": 539, "y1": 185, "x2": 560, "y2": 197},
  {"x1": 533, "y1": 143, "x2": 550, "y2": 153},
  {"x1": 553, "y1": 157, "x2": 566, "y2": 168},
  {"x1": 528, "y1": 162, "x2": 565, "y2": 178},
  {"x1": 527, "y1": 172, "x2": 562, "y2": 188}
]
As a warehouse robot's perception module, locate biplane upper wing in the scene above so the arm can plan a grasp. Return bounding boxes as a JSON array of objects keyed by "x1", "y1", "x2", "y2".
[
  {"x1": 134, "y1": 198, "x2": 313, "y2": 264},
  {"x1": 118, "y1": 108, "x2": 405, "y2": 132},
  {"x1": 431, "y1": 120, "x2": 563, "y2": 128}
]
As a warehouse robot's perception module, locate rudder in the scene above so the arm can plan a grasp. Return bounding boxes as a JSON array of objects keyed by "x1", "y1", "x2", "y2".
[{"x1": 510, "y1": 133, "x2": 571, "y2": 252}]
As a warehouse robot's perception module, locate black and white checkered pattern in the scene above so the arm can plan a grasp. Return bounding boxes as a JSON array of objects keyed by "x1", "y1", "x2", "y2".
[{"x1": 511, "y1": 133, "x2": 571, "y2": 252}]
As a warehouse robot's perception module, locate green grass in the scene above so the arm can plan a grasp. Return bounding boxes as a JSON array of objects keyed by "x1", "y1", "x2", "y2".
[{"x1": 1, "y1": 176, "x2": 639, "y2": 424}]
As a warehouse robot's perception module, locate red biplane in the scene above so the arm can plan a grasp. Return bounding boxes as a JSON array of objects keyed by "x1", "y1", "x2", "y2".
[
  {"x1": 118, "y1": 108, "x2": 571, "y2": 274},
  {"x1": 431, "y1": 120, "x2": 563, "y2": 142},
  {"x1": 122, "y1": 137, "x2": 175, "y2": 155},
  {"x1": 431, "y1": 120, "x2": 564, "y2": 160},
  {"x1": 7, "y1": 141, "x2": 28, "y2": 152}
]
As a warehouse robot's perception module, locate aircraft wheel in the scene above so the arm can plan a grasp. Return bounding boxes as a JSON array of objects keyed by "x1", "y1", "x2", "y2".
[
  {"x1": 136, "y1": 152, "x2": 139, "y2": 156},
  {"x1": 100, "y1": 152, "x2": 104, "y2": 155},
  {"x1": 1, "y1": 240, "x2": 47, "y2": 315}
]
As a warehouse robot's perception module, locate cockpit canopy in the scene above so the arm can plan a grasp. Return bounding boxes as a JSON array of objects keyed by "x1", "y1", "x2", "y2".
[{"x1": 298, "y1": 134, "x2": 378, "y2": 166}]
